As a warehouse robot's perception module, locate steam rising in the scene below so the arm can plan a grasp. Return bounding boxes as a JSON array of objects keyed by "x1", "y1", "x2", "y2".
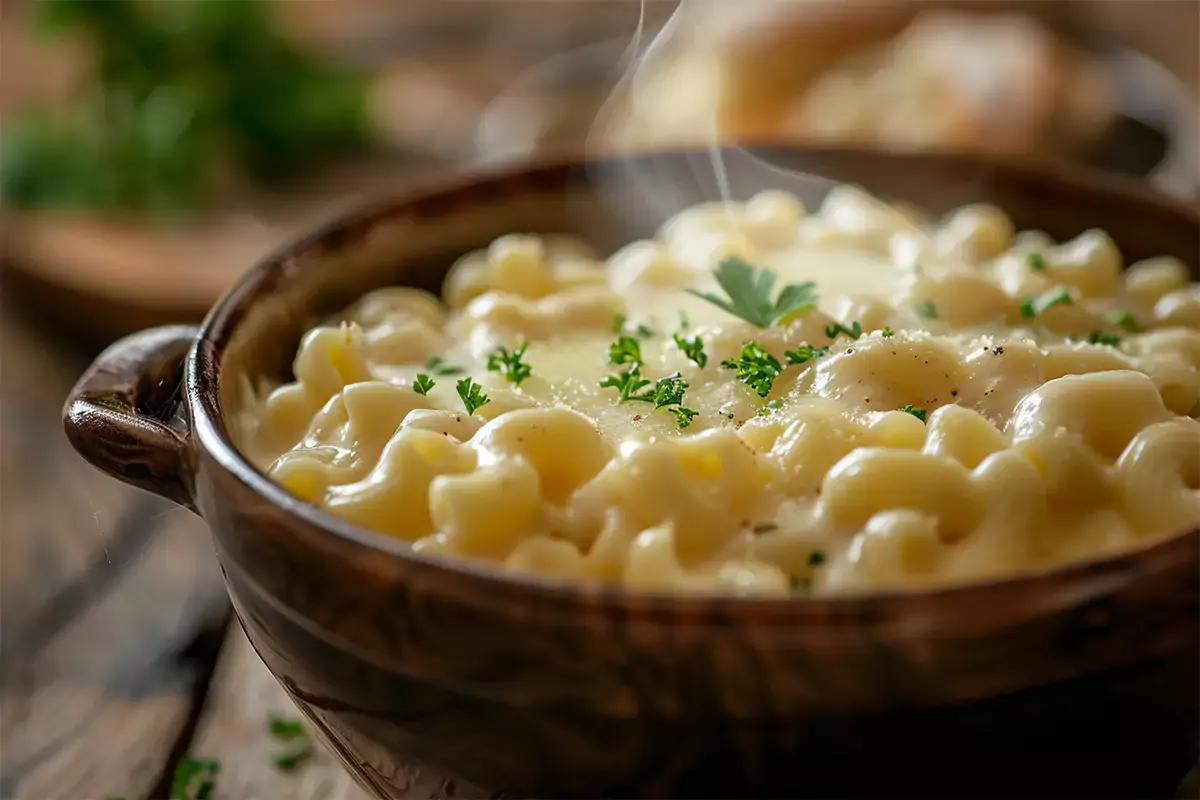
[{"x1": 582, "y1": 0, "x2": 842, "y2": 236}]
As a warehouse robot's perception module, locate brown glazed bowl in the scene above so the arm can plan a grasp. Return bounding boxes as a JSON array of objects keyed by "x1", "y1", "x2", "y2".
[{"x1": 64, "y1": 147, "x2": 1200, "y2": 799}]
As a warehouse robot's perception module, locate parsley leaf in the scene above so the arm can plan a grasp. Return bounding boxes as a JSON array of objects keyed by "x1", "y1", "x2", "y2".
[
  {"x1": 1020, "y1": 287, "x2": 1073, "y2": 319},
  {"x1": 267, "y1": 715, "x2": 307, "y2": 741},
  {"x1": 1087, "y1": 330, "x2": 1121, "y2": 346},
  {"x1": 1107, "y1": 309, "x2": 1141, "y2": 332},
  {"x1": 423, "y1": 355, "x2": 465, "y2": 376},
  {"x1": 915, "y1": 300, "x2": 939, "y2": 319},
  {"x1": 900, "y1": 404, "x2": 927, "y2": 422},
  {"x1": 678, "y1": 309, "x2": 690, "y2": 330},
  {"x1": 267, "y1": 714, "x2": 314, "y2": 773},
  {"x1": 686, "y1": 256, "x2": 818, "y2": 328},
  {"x1": 669, "y1": 406, "x2": 699, "y2": 428},
  {"x1": 673, "y1": 332, "x2": 708, "y2": 367},
  {"x1": 456, "y1": 378, "x2": 490, "y2": 415},
  {"x1": 721, "y1": 341, "x2": 783, "y2": 397},
  {"x1": 650, "y1": 372, "x2": 688, "y2": 408},
  {"x1": 881, "y1": 327, "x2": 894, "y2": 338},
  {"x1": 784, "y1": 343, "x2": 828, "y2": 366},
  {"x1": 413, "y1": 373, "x2": 436, "y2": 396},
  {"x1": 635, "y1": 323, "x2": 655, "y2": 338},
  {"x1": 169, "y1": 756, "x2": 219, "y2": 800},
  {"x1": 600, "y1": 364, "x2": 653, "y2": 403},
  {"x1": 608, "y1": 334, "x2": 643, "y2": 366},
  {"x1": 1026, "y1": 252, "x2": 1047, "y2": 271},
  {"x1": 824, "y1": 320, "x2": 863, "y2": 340},
  {"x1": 487, "y1": 342, "x2": 533, "y2": 386},
  {"x1": 647, "y1": 372, "x2": 697, "y2": 429}
]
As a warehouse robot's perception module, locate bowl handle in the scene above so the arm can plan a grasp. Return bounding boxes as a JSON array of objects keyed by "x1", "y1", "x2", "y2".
[{"x1": 63, "y1": 325, "x2": 200, "y2": 512}]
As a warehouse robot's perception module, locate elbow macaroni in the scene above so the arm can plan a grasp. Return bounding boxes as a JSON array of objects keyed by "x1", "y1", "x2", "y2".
[{"x1": 232, "y1": 186, "x2": 1200, "y2": 596}]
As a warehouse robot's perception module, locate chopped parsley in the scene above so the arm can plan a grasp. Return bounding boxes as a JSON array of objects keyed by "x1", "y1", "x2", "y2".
[
  {"x1": 1020, "y1": 287, "x2": 1073, "y2": 319},
  {"x1": 423, "y1": 355, "x2": 465, "y2": 376},
  {"x1": 686, "y1": 256, "x2": 818, "y2": 328},
  {"x1": 881, "y1": 327, "x2": 895, "y2": 338},
  {"x1": 1026, "y1": 251, "x2": 1047, "y2": 271},
  {"x1": 900, "y1": 404, "x2": 927, "y2": 422},
  {"x1": 1087, "y1": 330, "x2": 1121, "y2": 347},
  {"x1": 678, "y1": 309, "x2": 690, "y2": 330},
  {"x1": 268, "y1": 714, "x2": 314, "y2": 772},
  {"x1": 608, "y1": 334, "x2": 643, "y2": 366},
  {"x1": 824, "y1": 320, "x2": 863, "y2": 340},
  {"x1": 915, "y1": 300, "x2": 939, "y2": 319},
  {"x1": 636, "y1": 323, "x2": 655, "y2": 338},
  {"x1": 668, "y1": 406, "x2": 699, "y2": 428},
  {"x1": 784, "y1": 343, "x2": 828, "y2": 366},
  {"x1": 412, "y1": 373, "x2": 436, "y2": 396},
  {"x1": 807, "y1": 550, "x2": 826, "y2": 567},
  {"x1": 169, "y1": 756, "x2": 219, "y2": 800},
  {"x1": 1108, "y1": 309, "x2": 1141, "y2": 332},
  {"x1": 673, "y1": 332, "x2": 708, "y2": 368},
  {"x1": 487, "y1": 342, "x2": 533, "y2": 386},
  {"x1": 456, "y1": 378, "x2": 490, "y2": 415},
  {"x1": 721, "y1": 341, "x2": 783, "y2": 397},
  {"x1": 600, "y1": 364, "x2": 652, "y2": 403},
  {"x1": 757, "y1": 399, "x2": 784, "y2": 417},
  {"x1": 601, "y1": 370, "x2": 697, "y2": 427}
]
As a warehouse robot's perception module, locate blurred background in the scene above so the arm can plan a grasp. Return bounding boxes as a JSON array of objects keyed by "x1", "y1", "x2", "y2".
[{"x1": 0, "y1": 1, "x2": 1197, "y2": 798}]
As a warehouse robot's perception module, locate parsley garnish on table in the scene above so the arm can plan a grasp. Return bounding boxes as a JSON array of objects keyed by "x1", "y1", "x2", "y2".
[
  {"x1": 268, "y1": 714, "x2": 315, "y2": 772},
  {"x1": 1, "y1": 0, "x2": 369, "y2": 213},
  {"x1": 687, "y1": 257, "x2": 818, "y2": 327}
]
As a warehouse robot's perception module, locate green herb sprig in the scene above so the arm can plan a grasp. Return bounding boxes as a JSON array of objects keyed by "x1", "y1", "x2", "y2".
[
  {"x1": 1087, "y1": 331, "x2": 1121, "y2": 347},
  {"x1": 824, "y1": 321, "x2": 863, "y2": 340},
  {"x1": 900, "y1": 404, "x2": 927, "y2": 422},
  {"x1": 783, "y1": 343, "x2": 829, "y2": 366},
  {"x1": 1020, "y1": 287, "x2": 1073, "y2": 319},
  {"x1": 881, "y1": 327, "x2": 895, "y2": 338},
  {"x1": 612, "y1": 313, "x2": 654, "y2": 338},
  {"x1": 1026, "y1": 252, "x2": 1047, "y2": 271},
  {"x1": 169, "y1": 756, "x2": 219, "y2": 800},
  {"x1": 608, "y1": 334, "x2": 643, "y2": 366},
  {"x1": 757, "y1": 399, "x2": 784, "y2": 417},
  {"x1": 915, "y1": 300, "x2": 939, "y2": 319},
  {"x1": 413, "y1": 374, "x2": 436, "y2": 396},
  {"x1": 1108, "y1": 309, "x2": 1141, "y2": 332},
  {"x1": 687, "y1": 257, "x2": 818, "y2": 328},
  {"x1": 721, "y1": 341, "x2": 783, "y2": 397},
  {"x1": 673, "y1": 332, "x2": 708, "y2": 368},
  {"x1": 456, "y1": 378, "x2": 490, "y2": 415},
  {"x1": 487, "y1": 342, "x2": 533, "y2": 386},
  {"x1": 267, "y1": 714, "x2": 314, "y2": 772},
  {"x1": 424, "y1": 355, "x2": 465, "y2": 376}
]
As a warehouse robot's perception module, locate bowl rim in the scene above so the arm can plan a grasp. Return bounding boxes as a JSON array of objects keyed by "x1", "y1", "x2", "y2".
[{"x1": 186, "y1": 143, "x2": 1200, "y2": 614}]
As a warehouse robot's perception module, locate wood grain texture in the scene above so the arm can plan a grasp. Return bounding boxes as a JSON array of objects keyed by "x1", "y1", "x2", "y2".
[
  {"x1": 187, "y1": 627, "x2": 479, "y2": 800},
  {"x1": 0, "y1": 304, "x2": 230, "y2": 799}
]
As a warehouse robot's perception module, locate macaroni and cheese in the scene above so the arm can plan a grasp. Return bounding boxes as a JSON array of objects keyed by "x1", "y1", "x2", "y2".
[{"x1": 233, "y1": 185, "x2": 1200, "y2": 596}]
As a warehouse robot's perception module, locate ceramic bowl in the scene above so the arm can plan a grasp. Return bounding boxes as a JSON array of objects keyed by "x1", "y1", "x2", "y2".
[{"x1": 64, "y1": 147, "x2": 1200, "y2": 799}]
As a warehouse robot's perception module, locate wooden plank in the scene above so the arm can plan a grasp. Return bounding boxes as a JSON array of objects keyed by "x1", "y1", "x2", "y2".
[
  {"x1": 187, "y1": 627, "x2": 479, "y2": 800},
  {"x1": 0, "y1": 304, "x2": 231, "y2": 799}
]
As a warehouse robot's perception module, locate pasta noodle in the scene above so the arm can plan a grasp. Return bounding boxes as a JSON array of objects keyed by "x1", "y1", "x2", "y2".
[{"x1": 232, "y1": 185, "x2": 1200, "y2": 596}]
